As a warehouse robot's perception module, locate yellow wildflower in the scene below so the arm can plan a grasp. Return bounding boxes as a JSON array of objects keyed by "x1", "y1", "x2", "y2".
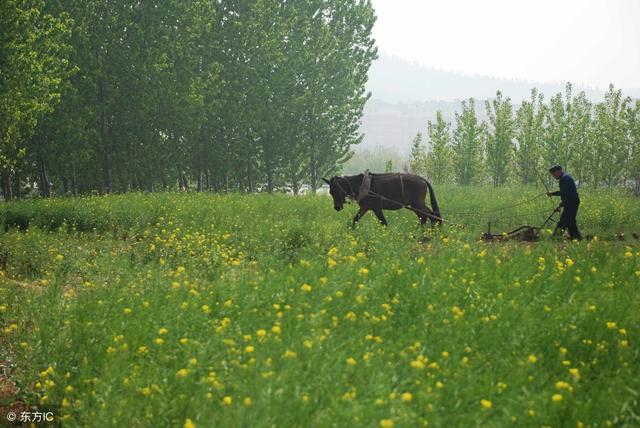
[
  {"x1": 481, "y1": 399, "x2": 492, "y2": 409},
  {"x1": 380, "y1": 419, "x2": 394, "y2": 428}
]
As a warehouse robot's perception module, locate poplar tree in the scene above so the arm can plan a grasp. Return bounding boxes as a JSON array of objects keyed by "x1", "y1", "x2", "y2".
[
  {"x1": 484, "y1": 92, "x2": 515, "y2": 187},
  {"x1": 567, "y1": 92, "x2": 592, "y2": 186},
  {"x1": 542, "y1": 83, "x2": 580, "y2": 177},
  {"x1": 514, "y1": 89, "x2": 545, "y2": 185},
  {"x1": 409, "y1": 133, "x2": 428, "y2": 176},
  {"x1": 626, "y1": 100, "x2": 640, "y2": 195},
  {"x1": 452, "y1": 98, "x2": 484, "y2": 185},
  {"x1": 426, "y1": 111, "x2": 452, "y2": 185},
  {"x1": 0, "y1": 0, "x2": 71, "y2": 199},
  {"x1": 591, "y1": 85, "x2": 630, "y2": 187}
]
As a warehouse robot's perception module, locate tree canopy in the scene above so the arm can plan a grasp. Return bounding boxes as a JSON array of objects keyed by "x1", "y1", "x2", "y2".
[{"x1": 1, "y1": 0, "x2": 377, "y2": 198}]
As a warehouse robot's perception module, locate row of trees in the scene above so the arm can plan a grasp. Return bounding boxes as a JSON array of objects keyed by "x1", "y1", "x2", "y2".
[
  {"x1": 1, "y1": 0, "x2": 377, "y2": 199},
  {"x1": 410, "y1": 84, "x2": 640, "y2": 192}
]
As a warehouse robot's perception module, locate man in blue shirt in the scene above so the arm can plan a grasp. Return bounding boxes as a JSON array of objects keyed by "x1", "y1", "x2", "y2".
[{"x1": 547, "y1": 165, "x2": 582, "y2": 240}]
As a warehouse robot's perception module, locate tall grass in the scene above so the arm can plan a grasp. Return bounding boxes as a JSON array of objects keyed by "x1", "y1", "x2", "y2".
[{"x1": 1, "y1": 189, "x2": 639, "y2": 427}]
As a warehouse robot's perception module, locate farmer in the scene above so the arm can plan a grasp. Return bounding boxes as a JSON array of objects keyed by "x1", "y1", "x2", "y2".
[{"x1": 547, "y1": 165, "x2": 582, "y2": 240}]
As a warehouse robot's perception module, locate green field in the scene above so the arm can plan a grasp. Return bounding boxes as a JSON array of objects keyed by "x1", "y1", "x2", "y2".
[{"x1": 1, "y1": 188, "x2": 639, "y2": 427}]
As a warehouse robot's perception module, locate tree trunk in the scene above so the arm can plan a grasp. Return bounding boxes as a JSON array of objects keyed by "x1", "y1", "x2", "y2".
[
  {"x1": 14, "y1": 170, "x2": 21, "y2": 199},
  {"x1": 102, "y1": 151, "x2": 113, "y2": 194},
  {"x1": 179, "y1": 173, "x2": 188, "y2": 191},
  {"x1": 1, "y1": 173, "x2": 13, "y2": 201},
  {"x1": 71, "y1": 163, "x2": 78, "y2": 197},
  {"x1": 223, "y1": 174, "x2": 229, "y2": 194},
  {"x1": 622, "y1": 144, "x2": 631, "y2": 188},
  {"x1": 267, "y1": 164, "x2": 273, "y2": 194},
  {"x1": 310, "y1": 157, "x2": 317, "y2": 193},
  {"x1": 134, "y1": 141, "x2": 143, "y2": 191},
  {"x1": 38, "y1": 154, "x2": 51, "y2": 197},
  {"x1": 130, "y1": 153, "x2": 139, "y2": 191},
  {"x1": 247, "y1": 161, "x2": 253, "y2": 193},
  {"x1": 292, "y1": 177, "x2": 299, "y2": 195},
  {"x1": 97, "y1": 47, "x2": 112, "y2": 194},
  {"x1": 146, "y1": 161, "x2": 154, "y2": 192},
  {"x1": 197, "y1": 170, "x2": 203, "y2": 192}
]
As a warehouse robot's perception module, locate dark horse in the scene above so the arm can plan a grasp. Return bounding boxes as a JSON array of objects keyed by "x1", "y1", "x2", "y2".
[{"x1": 323, "y1": 172, "x2": 442, "y2": 227}]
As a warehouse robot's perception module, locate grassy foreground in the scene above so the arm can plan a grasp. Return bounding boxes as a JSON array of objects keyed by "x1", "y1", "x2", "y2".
[{"x1": 1, "y1": 188, "x2": 639, "y2": 427}]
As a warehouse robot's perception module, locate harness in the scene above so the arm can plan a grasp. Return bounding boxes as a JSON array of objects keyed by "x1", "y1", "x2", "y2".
[
  {"x1": 357, "y1": 169, "x2": 372, "y2": 202},
  {"x1": 334, "y1": 176, "x2": 356, "y2": 200}
]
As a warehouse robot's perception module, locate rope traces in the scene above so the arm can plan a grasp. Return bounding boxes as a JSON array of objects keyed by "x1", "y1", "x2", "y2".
[
  {"x1": 366, "y1": 189, "x2": 449, "y2": 224},
  {"x1": 445, "y1": 193, "x2": 547, "y2": 217}
]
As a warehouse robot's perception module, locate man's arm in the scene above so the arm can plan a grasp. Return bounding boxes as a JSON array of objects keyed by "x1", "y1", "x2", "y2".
[{"x1": 547, "y1": 176, "x2": 568, "y2": 197}]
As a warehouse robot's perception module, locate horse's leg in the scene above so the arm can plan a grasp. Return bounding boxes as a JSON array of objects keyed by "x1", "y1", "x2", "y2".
[
  {"x1": 352, "y1": 205, "x2": 369, "y2": 229},
  {"x1": 411, "y1": 205, "x2": 427, "y2": 226},
  {"x1": 413, "y1": 209, "x2": 427, "y2": 226},
  {"x1": 372, "y1": 208, "x2": 388, "y2": 226},
  {"x1": 427, "y1": 208, "x2": 438, "y2": 226},
  {"x1": 417, "y1": 202, "x2": 439, "y2": 226},
  {"x1": 410, "y1": 203, "x2": 429, "y2": 226}
]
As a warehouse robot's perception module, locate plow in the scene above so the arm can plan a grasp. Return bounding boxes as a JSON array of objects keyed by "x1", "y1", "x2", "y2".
[
  {"x1": 478, "y1": 202, "x2": 640, "y2": 242},
  {"x1": 480, "y1": 204, "x2": 562, "y2": 242},
  {"x1": 480, "y1": 174, "x2": 565, "y2": 242}
]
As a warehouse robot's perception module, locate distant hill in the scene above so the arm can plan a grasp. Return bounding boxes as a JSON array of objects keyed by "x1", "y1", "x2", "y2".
[
  {"x1": 366, "y1": 53, "x2": 607, "y2": 103},
  {"x1": 359, "y1": 53, "x2": 639, "y2": 154}
]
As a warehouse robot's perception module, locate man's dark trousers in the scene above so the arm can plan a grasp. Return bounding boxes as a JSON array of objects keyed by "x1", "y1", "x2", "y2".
[{"x1": 557, "y1": 198, "x2": 581, "y2": 239}]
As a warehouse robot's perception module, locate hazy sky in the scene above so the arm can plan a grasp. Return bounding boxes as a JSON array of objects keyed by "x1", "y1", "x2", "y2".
[{"x1": 371, "y1": 0, "x2": 640, "y2": 89}]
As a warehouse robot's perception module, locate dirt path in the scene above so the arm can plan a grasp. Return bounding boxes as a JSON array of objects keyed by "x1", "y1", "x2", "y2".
[{"x1": 0, "y1": 339, "x2": 30, "y2": 425}]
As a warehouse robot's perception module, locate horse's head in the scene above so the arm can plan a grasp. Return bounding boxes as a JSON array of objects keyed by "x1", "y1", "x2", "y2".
[{"x1": 323, "y1": 176, "x2": 348, "y2": 211}]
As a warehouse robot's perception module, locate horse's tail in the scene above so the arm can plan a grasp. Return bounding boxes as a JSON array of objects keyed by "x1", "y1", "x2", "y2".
[{"x1": 422, "y1": 177, "x2": 442, "y2": 223}]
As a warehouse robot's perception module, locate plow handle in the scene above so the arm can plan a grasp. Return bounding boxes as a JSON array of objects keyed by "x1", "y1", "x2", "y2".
[{"x1": 541, "y1": 205, "x2": 562, "y2": 228}]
